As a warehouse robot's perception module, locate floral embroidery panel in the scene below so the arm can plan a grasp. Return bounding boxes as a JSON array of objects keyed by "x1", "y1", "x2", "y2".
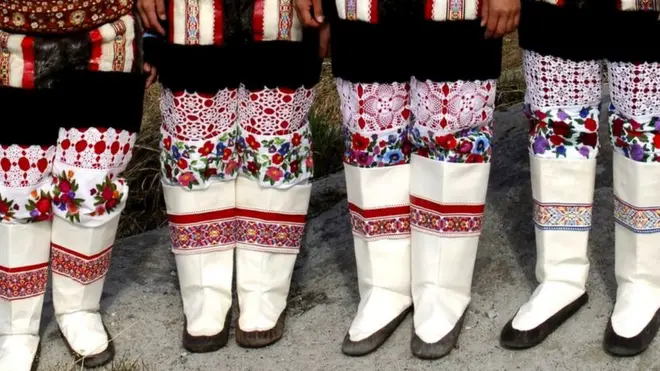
[
  {"x1": 609, "y1": 105, "x2": 660, "y2": 163},
  {"x1": 0, "y1": 263, "x2": 49, "y2": 300},
  {"x1": 614, "y1": 196, "x2": 660, "y2": 234},
  {"x1": 410, "y1": 196, "x2": 485, "y2": 237},
  {"x1": 51, "y1": 244, "x2": 112, "y2": 285},
  {"x1": 528, "y1": 104, "x2": 601, "y2": 160},
  {"x1": 533, "y1": 201, "x2": 593, "y2": 231}
]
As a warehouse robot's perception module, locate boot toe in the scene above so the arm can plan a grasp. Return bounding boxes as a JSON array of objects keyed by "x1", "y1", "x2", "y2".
[
  {"x1": 604, "y1": 308, "x2": 660, "y2": 357},
  {"x1": 60, "y1": 323, "x2": 115, "y2": 369},
  {"x1": 236, "y1": 311, "x2": 286, "y2": 348},
  {"x1": 501, "y1": 292, "x2": 588, "y2": 350},
  {"x1": 182, "y1": 310, "x2": 232, "y2": 353},
  {"x1": 342, "y1": 307, "x2": 411, "y2": 357},
  {"x1": 411, "y1": 311, "x2": 466, "y2": 360}
]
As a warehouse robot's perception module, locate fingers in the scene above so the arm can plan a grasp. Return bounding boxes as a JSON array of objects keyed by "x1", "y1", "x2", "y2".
[
  {"x1": 156, "y1": 0, "x2": 167, "y2": 21},
  {"x1": 484, "y1": 11, "x2": 499, "y2": 38},
  {"x1": 319, "y1": 23, "x2": 330, "y2": 58},
  {"x1": 144, "y1": 63, "x2": 158, "y2": 88},
  {"x1": 140, "y1": 0, "x2": 166, "y2": 35},
  {"x1": 312, "y1": 0, "x2": 325, "y2": 23},
  {"x1": 494, "y1": 15, "x2": 507, "y2": 38},
  {"x1": 137, "y1": 0, "x2": 151, "y2": 31},
  {"x1": 295, "y1": 0, "x2": 321, "y2": 27},
  {"x1": 481, "y1": 0, "x2": 489, "y2": 27}
]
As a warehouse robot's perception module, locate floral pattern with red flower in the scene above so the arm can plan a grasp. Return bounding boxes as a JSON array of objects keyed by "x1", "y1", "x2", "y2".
[
  {"x1": 52, "y1": 170, "x2": 85, "y2": 223},
  {"x1": 51, "y1": 127, "x2": 134, "y2": 226},
  {"x1": 0, "y1": 144, "x2": 55, "y2": 224},
  {"x1": 51, "y1": 244, "x2": 112, "y2": 285},
  {"x1": 160, "y1": 127, "x2": 239, "y2": 189},
  {"x1": 0, "y1": 263, "x2": 49, "y2": 300},
  {"x1": 527, "y1": 105, "x2": 601, "y2": 159},
  {"x1": 609, "y1": 104, "x2": 660, "y2": 163},
  {"x1": 236, "y1": 86, "x2": 315, "y2": 187},
  {"x1": 409, "y1": 124, "x2": 494, "y2": 163}
]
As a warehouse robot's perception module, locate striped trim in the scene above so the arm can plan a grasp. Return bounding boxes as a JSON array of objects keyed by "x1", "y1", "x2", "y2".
[
  {"x1": 51, "y1": 244, "x2": 112, "y2": 285},
  {"x1": 619, "y1": 0, "x2": 659, "y2": 10},
  {"x1": 410, "y1": 195, "x2": 484, "y2": 237},
  {"x1": 533, "y1": 201, "x2": 592, "y2": 231},
  {"x1": 0, "y1": 31, "x2": 35, "y2": 89},
  {"x1": 614, "y1": 196, "x2": 660, "y2": 234},
  {"x1": 89, "y1": 15, "x2": 135, "y2": 72},
  {"x1": 349, "y1": 203, "x2": 411, "y2": 240},
  {"x1": 235, "y1": 208, "x2": 307, "y2": 251},
  {"x1": 425, "y1": 0, "x2": 480, "y2": 21},
  {"x1": 168, "y1": 208, "x2": 237, "y2": 252},
  {"x1": 0, "y1": 263, "x2": 49, "y2": 301},
  {"x1": 256, "y1": 0, "x2": 304, "y2": 41},
  {"x1": 170, "y1": 0, "x2": 224, "y2": 45},
  {"x1": 341, "y1": 0, "x2": 378, "y2": 22}
]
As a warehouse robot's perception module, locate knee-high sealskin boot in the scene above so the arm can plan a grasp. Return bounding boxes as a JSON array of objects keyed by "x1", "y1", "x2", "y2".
[
  {"x1": 235, "y1": 177, "x2": 311, "y2": 348},
  {"x1": 409, "y1": 155, "x2": 490, "y2": 359},
  {"x1": 0, "y1": 222, "x2": 51, "y2": 371},
  {"x1": 501, "y1": 156, "x2": 595, "y2": 349},
  {"x1": 163, "y1": 181, "x2": 236, "y2": 353},
  {"x1": 604, "y1": 153, "x2": 660, "y2": 356},
  {"x1": 341, "y1": 164, "x2": 413, "y2": 356}
]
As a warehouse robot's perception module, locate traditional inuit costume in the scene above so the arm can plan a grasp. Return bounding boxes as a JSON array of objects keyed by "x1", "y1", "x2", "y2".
[
  {"x1": 324, "y1": 0, "x2": 502, "y2": 359},
  {"x1": 144, "y1": 0, "x2": 321, "y2": 352},
  {"x1": 0, "y1": 1, "x2": 146, "y2": 369},
  {"x1": 500, "y1": 0, "x2": 660, "y2": 357}
]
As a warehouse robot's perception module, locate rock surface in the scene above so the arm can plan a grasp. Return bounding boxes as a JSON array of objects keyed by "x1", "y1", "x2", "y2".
[{"x1": 39, "y1": 93, "x2": 660, "y2": 370}]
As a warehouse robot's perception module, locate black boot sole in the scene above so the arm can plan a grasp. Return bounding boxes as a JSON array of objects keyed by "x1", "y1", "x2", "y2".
[
  {"x1": 500, "y1": 292, "x2": 588, "y2": 350},
  {"x1": 411, "y1": 310, "x2": 467, "y2": 360},
  {"x1": 182, "y1": 310, "x2": 232, "y2": 353},
  {"x1": 604, "y1": 307, "x2": 660, "y2": 357},
  {"x1": 341, "y1": 307, "x2": 412, "y2": 357},
  {"x1": 236, "y1": 311, "x2": 286, "y2": 349}
]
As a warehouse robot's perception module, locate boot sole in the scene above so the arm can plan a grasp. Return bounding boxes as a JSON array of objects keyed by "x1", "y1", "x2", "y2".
[
  {"x1": 341, "y1": 306, "x2": 412, "y2": 357},
  {"x1": 59, "y1": 324, "x2": 115, "y2": 369},
  {"x1": 411, "y1": 310, "x2": 467, "y2": 360},
  {"x1": 236, "y1": 311, "x2": 286, "y2": 348},
  {"x1": 604, "y1": 307, "x2": 660, "y2": 357},
  {"x1": 500, "y1": 292, "x2": 588, "y2": 350},
  {"x1": 182, "y1": 310, "x2": 232, "y2": 353}
]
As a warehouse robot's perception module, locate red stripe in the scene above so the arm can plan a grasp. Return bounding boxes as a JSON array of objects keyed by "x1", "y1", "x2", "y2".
[
  {"x1": 253, "y1": 0, "x2": 265, "y2": 41},
  {"x1": 410, "y1": 196, "x2": 484, "y2": 214},
  {"x1": 236, "y1": 208, "x2": 306, "y2": 223},
  {"x1": 557, "y1": 0, "x2": 565, "y2": 6},
  {"x1": 424, "y1": 0, "x2": 434, "y2": 20},
  {"x1": 477, "y1": 0, "x2": 483, "y2": 18},
  {"x1": 213, "y1": 0, "x2": 224, "y2": 45},
  {"x1": 348, "y1": 203, "x2": 410, "y2": 218},
  {"x1": 0, "y1": 262, "x2": 48, "y2": 273},
  {"x1": 88, "y1": 29, "x2": 103, "y2": 71},
  {"x1": 51, "y1": 244, "x2": 112, "y2": 261},
  {"x1": 20, "y1": 37, "x2": 34, "y2": 89},
  {"x1": 168, "y1": 209, "x2": 235, "y2": 224},
  {"x1": 370, "y1": 0, "x2": 379, "y2": 23}
]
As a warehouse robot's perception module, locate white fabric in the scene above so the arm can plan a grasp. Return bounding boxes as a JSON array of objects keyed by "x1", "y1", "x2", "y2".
[
  {"x1": 611, "y1": 153, "x2": 660, "y2": 337},
  {"x1": 512, "y1": 156, "x2": 596, "y2": 331},
  {"x1": 176, "y1": 251, "x2": 233, "y2": 336},
  {"x1": 236, "y1": 249, "x2": 296, "y2": 332},
  {"x1": 344, "y1": 164, "x2": 412, "y2": 342},
  {"x1": 0, "y1": 222, "x2": 51, "y2": 371},
  {"x1": 410, "y1": 155, "x2": 489, "y2": 343},
  {"x1": 52, "y1": 217, "x2": 118, "y2": 357},
  {"x1": 163, "y1": 181, "x2": 236, "y2": 335},
  {"x1": 427, "y1": 0, "x2": 479, "y2": 21}
]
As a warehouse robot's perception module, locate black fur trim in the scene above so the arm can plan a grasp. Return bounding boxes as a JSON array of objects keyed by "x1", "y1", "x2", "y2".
[
  {"x1": 0, "y1": 86, "x2": 60, "y2": 146},
  {"x1": 59, "y1": 71, "x2": 146, "y2": 134},
  {"x1": 330, "y1": 20, "x2": 502, "y2": 84},
  {"x1": 518, "y1": 1, "x2": 604, "y2": 62},
  {"x1": 143, "y1": 36, "x2": 164, "y2": 68},
  {"x1": 605, "y1": 11, "x2": 660, "y2": 63},
  {"x1": 158, "y1": 38, "x2": 322, "y2": 93}
]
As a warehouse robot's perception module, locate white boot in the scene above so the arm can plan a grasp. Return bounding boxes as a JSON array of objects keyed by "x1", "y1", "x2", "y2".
[
  {"x1": 410, "y1": 155, "x2": 489, "y2": 359},
  {"x1": 501, "y1": 156, "x2": 595, "y2": 348},
  {"x1": 0, "y1": 222, "x2": 51, "y2": 371},
  {"x1": 163, "y1": 181, "x2": 236, "y2": 352},
  {"x1": 342, "y1": 164, "x2": 412, "y2": 356},
  {"x1": 604, "y1": 152, "x2": 660, "y2": 355},
  {"x1": 235, "y1": 176, "x2": 311, "y2": 347},
  {"x1": 51, "y1": 216, "x2": 118, "y2": 366}
]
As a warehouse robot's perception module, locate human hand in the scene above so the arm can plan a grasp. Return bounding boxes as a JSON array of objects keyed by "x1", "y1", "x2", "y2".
[
  {"x1": 481, "y1": 0, "x2": 520, "y2": 39},
  {"x1": 295, "y1": 0, "x2": 325, "y2": 27},
  {"x1": 138, "y1": 0, "x2": 167, "y2": 35}
]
